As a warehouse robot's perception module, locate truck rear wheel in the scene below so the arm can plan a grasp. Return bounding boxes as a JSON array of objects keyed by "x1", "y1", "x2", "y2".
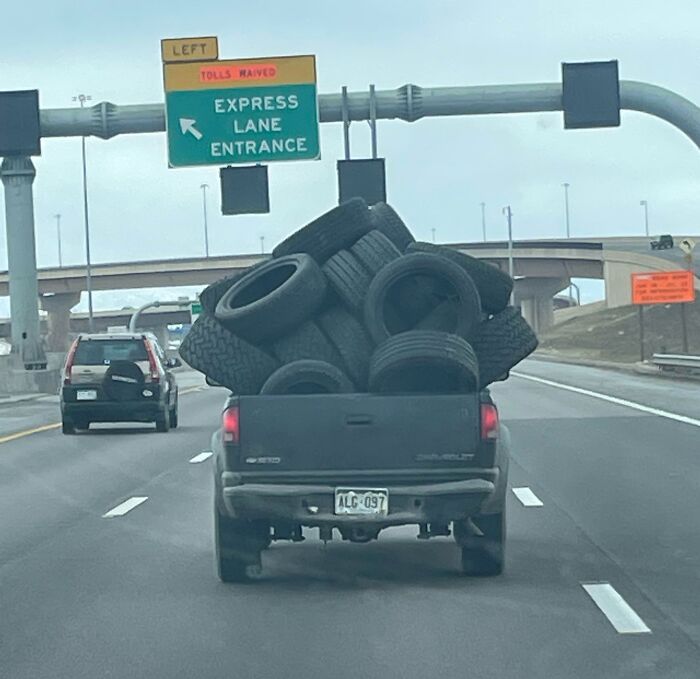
[
  {"x1": 214, "y1": 506, "x2": 267, "y2": 583},
  {"x1": 455, "y1": 509, "x2": 505, "y2": 577}
]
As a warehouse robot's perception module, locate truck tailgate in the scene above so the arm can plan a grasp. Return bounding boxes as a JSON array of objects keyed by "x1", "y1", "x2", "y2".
[{"x1": 236, "y1": 393, "x2": 480, "y2": 472}]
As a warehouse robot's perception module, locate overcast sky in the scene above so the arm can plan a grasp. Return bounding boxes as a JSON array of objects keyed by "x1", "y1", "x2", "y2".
[{"x1": 1, "y1": 0, "x2": 699, "y2": 312}]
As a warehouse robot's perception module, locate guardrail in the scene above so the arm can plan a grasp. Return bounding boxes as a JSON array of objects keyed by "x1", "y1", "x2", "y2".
[{"x1": 651, "y1": 354, "x2": 700, "y2": 377}]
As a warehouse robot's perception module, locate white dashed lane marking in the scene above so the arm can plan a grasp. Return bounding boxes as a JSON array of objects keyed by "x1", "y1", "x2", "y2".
[
  {"x1": 582, "y1": 583, "x2": 651, "y2": 634},
  {"x1": 102, "y1": 496, "x2": 149, "y2": 518},
  {"x1": 189, "y1": 451, "x2": 213, "y2": 463},
  {"x1": 512, "y1": 487, "x2": 544, "y2": 507},
  {"x1": 512, "y1": 372, "x2": 700, "y2": 429}
]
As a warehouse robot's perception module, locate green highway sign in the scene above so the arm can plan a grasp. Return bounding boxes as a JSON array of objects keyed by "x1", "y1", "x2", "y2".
[{"x1": 162, "y1": 54, "x2": 320, "y2": 168}]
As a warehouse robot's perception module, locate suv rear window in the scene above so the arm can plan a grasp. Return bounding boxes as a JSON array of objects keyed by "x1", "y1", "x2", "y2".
[{"x1": 73, "y1": 339, "x2": 149, "y2": 365}]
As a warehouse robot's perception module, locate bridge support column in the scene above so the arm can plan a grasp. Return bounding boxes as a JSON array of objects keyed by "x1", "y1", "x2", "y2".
[
  {"x1": 40, "y1": 292, "x2": 81, "y2": 352},
  {"x1": 1, "y1": 157, "x2": 46, "y2": 368},
  {"x1": 514, "y1": 277, "x2": 569, "y2": 335}
]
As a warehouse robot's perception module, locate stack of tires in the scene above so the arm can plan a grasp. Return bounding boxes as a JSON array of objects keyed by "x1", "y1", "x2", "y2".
[{"x1": 179, "y1": 198, "x2": 538, "y2": 395}]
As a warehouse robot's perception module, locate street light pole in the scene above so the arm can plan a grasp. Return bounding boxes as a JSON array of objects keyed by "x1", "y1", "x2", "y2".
[
  {"x1": 431, "y1": 227, "x2": 436, "y2": 243},
  {"x1": 480, "y1": 202, "x2": 487, "y2": 241},
  {"x1": 54, "y1": 213, "x2": 63, "y2": 267},
  {"x1": 73, "y1": 94, "x2": 94, "y2": 332},
  {"x1": 502, "y1": 206, "x2": 514, "y2": 282},
  {"x1": 562, "y1": 182, "x2": 571, "y2": 239},
  {"x1": 200, "y1": 183, "x2": 210, "y2": 257},
  {"x1": 640, "y1": 200, "x2": 650, "y2": 237},
  {"x1": 260, "y1": 236, "x2": 265, "y2": 254}
]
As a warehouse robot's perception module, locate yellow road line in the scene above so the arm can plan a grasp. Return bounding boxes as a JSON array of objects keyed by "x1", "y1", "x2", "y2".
[{"x1": 0, "y1": 422, "x2": 62, "y2": 445}]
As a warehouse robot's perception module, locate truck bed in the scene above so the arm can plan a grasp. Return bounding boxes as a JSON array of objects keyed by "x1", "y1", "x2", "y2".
[{"x1": 229, "y1": 393, "x2": 486, "y2": 474}]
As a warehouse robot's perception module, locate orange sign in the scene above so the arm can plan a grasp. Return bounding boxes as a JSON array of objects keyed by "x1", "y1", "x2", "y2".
[{"x1": 631, "y1": 270, "x2": 696, "y2": 305}]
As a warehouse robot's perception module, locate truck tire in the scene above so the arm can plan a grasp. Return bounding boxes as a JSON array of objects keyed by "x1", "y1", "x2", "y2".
[
  {"x1": 322, "y1": 250, "x2": 372, "y2": 315},
  {"x1": 215, "y1": 505, "x2": 267, "y2": 583},
  {"x1": 472, "y1": 307, "x2": 538, "y2": 388},
  {"x1": 369, "y1": 331, "x2": 479, "y2": 394},
  {"x1": 179, "y1": 313, "x2": 279, "y2": 395},
  {"x1": 199, "y1": 261, "x2": 266, "y2": 314},
  {"x1": 269, "y1": 321, "x2": 343, "y2": 366},
  {"x1": 318, "y1": 306, "x2": 373, "y2": 389},
  {"x1": 272, "y1": 198, "x2": 373, "y2": 263},
  {"x1": 350, "y1": 230, "x2": 401, "y2": 275},
  {"x1": 370, "y1": 203, "x2": 415, "y2": 251},
  {"x1": 103, "y1": 360, "x2": 145, "y2": 402},
  {"x1": 215, "y1": 254, "x2": 327, "y2": 343},
  {"x1": 455, "y1": 509, "x2": 505, "y2": 576},
  {"x1": 260, "y1": 360, "x2": 355, "y2": 395},
  {"x1": 364, "y1": 252, "x2": 482, "y2": 344},
  {"x1": 62, "y1": 417, "x2": 76, "y2": 435},
  {"x1": 407, "y1": 242, "x2": 513, "y2": 314}
]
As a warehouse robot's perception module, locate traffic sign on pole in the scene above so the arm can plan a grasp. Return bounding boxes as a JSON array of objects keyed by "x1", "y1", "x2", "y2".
[
  {"x1": 162, "y1": 52, "x2": 320, "y2": 168},
  {"x1": 631, "y1": 271, "x2": 696, "y2": 305}
]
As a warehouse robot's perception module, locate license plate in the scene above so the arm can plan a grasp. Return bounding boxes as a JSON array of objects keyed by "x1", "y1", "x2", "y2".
[
  {"x1": 76, "y1": 390, "x2": 97, "y2": 401},
  {"x1": 334, "y1": 488, "x2": 389, "y2": 516}
]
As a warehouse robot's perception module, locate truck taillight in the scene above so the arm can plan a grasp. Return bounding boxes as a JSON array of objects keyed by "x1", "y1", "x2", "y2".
[
  {"x1": 63, "y1": 338, "x2": 79, "y2": 385},
  {"x1": 223, "y1": 406, "x2": 240, "y2": 445},
  {"x1": 144, "y1": 339, "x2": 160, "y2": 383},
  {"x1": 480, "y1": 403, "x2": 499, "y2": 440}
]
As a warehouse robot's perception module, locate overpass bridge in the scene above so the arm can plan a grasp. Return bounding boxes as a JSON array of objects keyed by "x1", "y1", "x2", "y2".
[{"x1": 1, "y1": 236, "x2": 698, "y2": 349}]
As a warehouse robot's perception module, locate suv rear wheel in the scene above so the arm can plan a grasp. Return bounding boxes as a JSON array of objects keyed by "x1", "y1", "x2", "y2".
[
  {"x1": 62, "y1": 417, "x2": 76, "y2": 435},
  {"x1": 155, "y1": 407, "x2": 170, "y2": 433},
  {"x1": 454, "y1": 509, "x2": 505, "y2": 576},
  {"x1": 169, "y1": 403, "x2": 179, "y2": 429}
]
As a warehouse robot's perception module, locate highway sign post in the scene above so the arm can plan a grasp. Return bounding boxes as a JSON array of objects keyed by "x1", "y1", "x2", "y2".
[
  {"x1": 631, "y1": 271, "x2": 696, "y2": 359},
  {"x1": 162, "y1": 53, "x2": 320, "y2": 168}
]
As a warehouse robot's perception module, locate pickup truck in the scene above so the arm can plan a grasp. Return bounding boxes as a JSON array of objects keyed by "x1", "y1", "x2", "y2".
[{"x1": 212, "y1": 390, "x2": 510, "y2": 582}]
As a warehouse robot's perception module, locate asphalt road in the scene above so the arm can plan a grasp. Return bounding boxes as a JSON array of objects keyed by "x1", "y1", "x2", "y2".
[{"x1": 1, "y1": 363, "x2": 700, "y2": 678}]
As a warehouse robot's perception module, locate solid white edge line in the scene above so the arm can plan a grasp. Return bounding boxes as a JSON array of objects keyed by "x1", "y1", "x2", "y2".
[
  {"x1": 582, "y1": 583, "x2": 651, "y2": 634},
  {"x1": 102, "y1": 496, "x2": 149, "y2": 518},
  {"x1": 511, "y1": 371, "x2": 700, "y2": 429},
  {"x1": 189, "y1": 451, "x2": 213, "y2": 463},
  {"x1": 511, "y1": 486, "x2": 544, "y2": 507}
]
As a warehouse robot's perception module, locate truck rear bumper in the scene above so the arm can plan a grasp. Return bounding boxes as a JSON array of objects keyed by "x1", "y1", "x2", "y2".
[{"x1": 222, "y1": 476, "x2": 497, "y2": 527}]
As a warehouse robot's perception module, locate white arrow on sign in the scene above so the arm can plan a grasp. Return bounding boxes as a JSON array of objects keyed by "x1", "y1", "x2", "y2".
[{"x1": 179, "y1": 118, "x2": 203, "y2": 140}]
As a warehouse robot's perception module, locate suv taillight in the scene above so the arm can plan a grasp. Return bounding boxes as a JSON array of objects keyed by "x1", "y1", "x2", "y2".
[
  {"x1": 63, "y1": 338, "x2": 79, "y2": 385},
  {"x1": 223, "y1": 406, "x2": 240, "y2": 445},
  {"x1": 480, "y1": 403, "x2": 499, "y2": 440},
  {"x1": 144, "y1": 339, "x2": 160, "y2": 383}
]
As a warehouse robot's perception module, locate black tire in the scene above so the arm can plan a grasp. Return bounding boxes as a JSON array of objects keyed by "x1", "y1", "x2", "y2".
[
  {"x1": 407, "y1": 242, "x2": 513, "y2": 314},
  {"x1": 179, "y1": 313, "x2": 279, "y2": 395},
  {"x1": 472, "y1": 307, "x2": 538, "y2": 388},
  {"x1": 260, "y1": 360, "x2": 355, "y2": 395},
  {"x1": 155, "y1": 407, "x2": 170, "y2": 433},
  {"x1": 369, "y1": 331, "x2": 479, "y2": 394},
  {"x1": 350, "y1": 230, "x2": 401, "y2": 275},
  {"x1": 102, "y1": 360, "x2": 145, "y2": 402},
  {"x1": 455, "y1": 510, "x2": 505, "y2": 576},
  {"x1": 169, "y1": 404, "x2": 179, "y2": 429},
  {"x1": 62, "y1": 418, "x2": 76, "y2": 435},
  {"x1": 364, "y1": 252, "x2": 482, "y2": 344},
  {"x1": 74, "y1": 417, "x2": 90, "y2": 431},
  {"x1": 199, "y1": 261, "x2": 267, "y2": 314},
  {"x1": 215, "y1": 505, "x2": 267, "y2": 583},
  {"x1": 318, "y1": 306, "x2": 373, "y2": 389},
  {"x1": 369, "y1": 203, "x2": 415, "y2": 251},
  {"x1": 322, "y1": 250, "x2": 372, "y2": 315},
  {"x1": 215, "y1": 254, "x2": 327, "y2": 343},
  {"x1": 269, "y1": 321, "x2": 343, "y2": 366},
  {"x1": 272, "y1": 198, "x2": 374, "y2": 263}
]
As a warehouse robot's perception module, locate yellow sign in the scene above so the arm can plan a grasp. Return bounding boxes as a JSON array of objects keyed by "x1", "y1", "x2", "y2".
[
  {"x1": 161, "y1": 36, "x2": 219, "y2": 63},
  {"x1": 163, "y1": 55, "x2": 316, "y2": 92}
]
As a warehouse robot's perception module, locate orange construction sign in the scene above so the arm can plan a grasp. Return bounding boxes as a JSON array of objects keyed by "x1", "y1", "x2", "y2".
[{"x1": 631, "y1": 270, "x2": 696, "y2": 305}]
